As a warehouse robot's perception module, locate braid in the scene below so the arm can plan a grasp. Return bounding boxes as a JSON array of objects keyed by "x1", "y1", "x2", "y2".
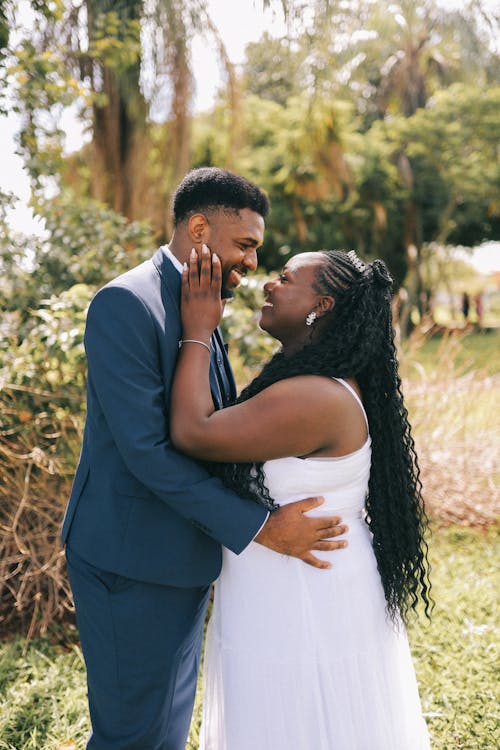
[{"x1": 209, "y1": 250, "x2": 432, "y2": 623}]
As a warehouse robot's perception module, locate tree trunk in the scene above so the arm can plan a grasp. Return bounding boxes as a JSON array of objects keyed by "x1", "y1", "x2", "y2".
[
  {"x1": 86, "y1": 0, "x2": 148, "y2": 222},
  {"x1": 399, "y1": 200, "x2": 424, "y2": 338}
]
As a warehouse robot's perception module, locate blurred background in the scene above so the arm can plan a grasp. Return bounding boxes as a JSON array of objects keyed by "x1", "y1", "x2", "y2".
[{"x1": 0, "y1": 1, "x2": 498, "y2": 748}]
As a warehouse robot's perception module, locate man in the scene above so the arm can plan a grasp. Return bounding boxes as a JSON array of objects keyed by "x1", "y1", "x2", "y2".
[{"x1": 62, "y1": 167, "x2": 347, "y2": 750}]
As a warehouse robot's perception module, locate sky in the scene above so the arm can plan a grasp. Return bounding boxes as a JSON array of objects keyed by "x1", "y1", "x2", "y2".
[{"x1": 1, "y1": 0, "x2": 499, "y2": 273}]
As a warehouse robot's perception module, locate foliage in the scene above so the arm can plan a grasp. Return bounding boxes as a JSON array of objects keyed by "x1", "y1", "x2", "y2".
[
  {"x1": 0, "y1": 525, "x2": 498, "y2": 749},
  {"x1": 257, "y1": 0, "x2": 500, "y2": 126},
  {"x1": 8, "y1": 12, "x2": 91, "y2": 189},
  {"x1": 243, "y1": 32, "x2": 306, "y2": 107},
  {"x1": 221, "y1": 274, "x2": 278, "y2": 385},
  {"x1": 376, "y1": 84, "x2": 500, "y2": 248},
  {"x1": 0, "y1": 194, "x2": 155, "y2": 638},
  {"x1": 0, "y1": 191, "x2": 154, "y2": 322},
  {"x1": 231, "y1": 2, "x2": 500, "y2": 318},
  {"x1": 192, "y1": 81, "x2": 499, "y2": 286},
  {"x1": 3, "y1": 284, "x2": 92, "y2": 400},
  {"x1": 6, "y1": 0, "x2": 260, "y2": 227}
]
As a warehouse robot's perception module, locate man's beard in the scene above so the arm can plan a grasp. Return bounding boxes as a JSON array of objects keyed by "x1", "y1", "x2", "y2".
[{"x1": 221, "y1": 271, "x2": 234, "y2": 300}]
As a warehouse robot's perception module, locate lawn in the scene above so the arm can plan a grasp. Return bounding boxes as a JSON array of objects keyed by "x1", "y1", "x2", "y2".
[
  {"x1": 401, "y1": 327, "x2": 500, "y2": 376},
  {"x1": 0, "y1": 329, "x2": 498, "y2": 749},
  {"x1": 0, "y1": 526, "x2": 498, "y2": 749}
]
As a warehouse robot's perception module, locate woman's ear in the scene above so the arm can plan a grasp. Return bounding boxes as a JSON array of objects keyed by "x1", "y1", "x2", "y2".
[
  {"x1": 187, "y1": 213, "x2": 209, "y2": 245},
  {"x1": 317, "y1": 296, "x2": 335, "y2": 316}
]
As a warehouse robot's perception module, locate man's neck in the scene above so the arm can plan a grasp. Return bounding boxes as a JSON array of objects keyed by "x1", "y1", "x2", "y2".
[{"x1": 168, "y1": 232, "x2": 195, "y2": 265}]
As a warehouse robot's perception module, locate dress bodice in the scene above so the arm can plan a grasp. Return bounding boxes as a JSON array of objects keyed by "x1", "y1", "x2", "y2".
[
  {"x1": 263, "y1": 438, "x2": 371, "y2": 520},
  {"x1": 263, "y1": 377, "x2": 372, "y2": 520}
]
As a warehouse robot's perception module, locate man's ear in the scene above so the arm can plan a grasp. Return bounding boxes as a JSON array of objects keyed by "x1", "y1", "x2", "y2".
[{"x1": 187, "y1": 213, "x2": 210, "y2": 245}]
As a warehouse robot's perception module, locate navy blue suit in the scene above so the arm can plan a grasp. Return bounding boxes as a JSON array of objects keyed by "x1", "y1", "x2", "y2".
[{"x1": 62, "y1": 247, "x2": 267, "y2": 749}]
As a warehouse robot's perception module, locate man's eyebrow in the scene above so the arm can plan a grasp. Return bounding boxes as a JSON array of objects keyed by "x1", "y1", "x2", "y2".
[{"x1": 238, "y1": 237, "x2": 260, "y2": 246}]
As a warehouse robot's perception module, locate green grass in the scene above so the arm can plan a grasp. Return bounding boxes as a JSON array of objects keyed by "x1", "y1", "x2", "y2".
[
  {"x1": 409, "y1": 526, "x2": 499, "y2": 749},
  {"x1": 401, "y1": 328, "x2": 500, "y2": 377},
  {"x1": 0, "y1": 525, "x2": 498, "y2": 749},
  {"x1": 0, "y1": 634, "x2": 88, "y2": 750}
]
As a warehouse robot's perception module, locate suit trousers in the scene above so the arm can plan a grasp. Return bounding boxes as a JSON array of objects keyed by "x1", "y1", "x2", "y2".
[{"x1": 66, "y1": 547, "x2": 210, "y2": 750}]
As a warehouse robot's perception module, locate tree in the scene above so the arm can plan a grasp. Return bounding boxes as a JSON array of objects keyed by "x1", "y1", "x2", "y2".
[
  {"x1": 240, "y1": 0, "x2": 499, "y2": 312},
  {"x1": 8, "y1": 0, "x2": 294, "y2": 234},
  {"x1": 9, "y1": 0, "x2": 197, "y2": 229},
  {"x1": 243, "y1": 33, "x2": 305, "y2": 108}
]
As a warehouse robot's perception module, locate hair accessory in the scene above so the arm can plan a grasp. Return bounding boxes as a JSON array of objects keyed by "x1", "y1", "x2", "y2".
[
  {"x1": 305, "y1": 311, "x2": 317, "y2": 326},
  {"x1": 347, "y1": 250, "x2": 366, "y2": 273},
  {"x1": 179, "y1": 339, "x2": 211, "y2": 353}
]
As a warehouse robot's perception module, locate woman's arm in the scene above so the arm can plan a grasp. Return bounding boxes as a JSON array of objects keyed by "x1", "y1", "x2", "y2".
[{"x1": 171, "y1": 247, "x2": 343, "y2": 462}]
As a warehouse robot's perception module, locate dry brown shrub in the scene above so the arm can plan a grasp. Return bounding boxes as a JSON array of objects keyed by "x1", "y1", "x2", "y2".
[
  {"x1": 412, "y1": 374, "x2": 499, "y2": 527},
  {"x1": 401, "y1": 332, "x2": 500, "y2": 528},
  {"x1": 0, "y1": 385, "x2": 81, "y2": 639}
]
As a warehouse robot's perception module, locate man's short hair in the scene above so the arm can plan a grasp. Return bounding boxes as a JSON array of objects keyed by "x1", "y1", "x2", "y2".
[{"x1": 173, "y1": 167, "x2": 270, "y2": 225}]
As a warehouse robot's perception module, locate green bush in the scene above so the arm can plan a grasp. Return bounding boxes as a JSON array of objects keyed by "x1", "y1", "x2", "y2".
[
  {"x1": 0, "y1": 194, "x2": 155, "y2": 636},
  {"x1": 221, "y1": 274, "x2": 278, "y2": 386}
]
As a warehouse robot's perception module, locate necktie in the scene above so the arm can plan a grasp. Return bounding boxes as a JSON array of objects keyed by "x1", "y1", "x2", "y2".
[{"x1": 211, "y1": 331, "x2": 232, "y2": 407}]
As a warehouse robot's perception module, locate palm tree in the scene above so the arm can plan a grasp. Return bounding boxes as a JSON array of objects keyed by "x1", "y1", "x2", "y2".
[{"x1": 14, "y1": 0, "x2": 266, "y2": 234}]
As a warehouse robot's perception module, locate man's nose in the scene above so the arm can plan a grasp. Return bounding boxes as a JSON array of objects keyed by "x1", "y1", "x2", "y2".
[{"x1": 243, "y1": 248, "x2": 258, "y2": 272}]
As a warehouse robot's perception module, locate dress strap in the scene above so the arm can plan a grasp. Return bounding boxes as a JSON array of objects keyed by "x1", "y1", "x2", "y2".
[{"x1": 331, "y1": 377, "x2": 369, "y2": 429}]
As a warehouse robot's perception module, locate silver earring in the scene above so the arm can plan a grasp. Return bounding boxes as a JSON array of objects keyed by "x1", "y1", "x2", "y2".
[{"x1": 305, "y1": 311, "x2": 317, "y2": 326}]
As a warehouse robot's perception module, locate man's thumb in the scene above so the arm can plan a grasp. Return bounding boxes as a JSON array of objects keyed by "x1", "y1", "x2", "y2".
[{"x1": 298, "y1": 495, "x2": 325, "y2": 512}]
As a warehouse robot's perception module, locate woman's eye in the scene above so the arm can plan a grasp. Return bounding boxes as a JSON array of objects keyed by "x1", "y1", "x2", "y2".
[{"x1": 279, "y1": 274, "x2": 288, "y2": 282}]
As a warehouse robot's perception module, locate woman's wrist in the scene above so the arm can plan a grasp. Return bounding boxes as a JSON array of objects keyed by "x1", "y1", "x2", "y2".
[
  {"x1": 182, "y1": 328, "x2": 213, "y2": 343},
  {"x1": 179, "y1": 338, "x2": 211, "y2": 353}
]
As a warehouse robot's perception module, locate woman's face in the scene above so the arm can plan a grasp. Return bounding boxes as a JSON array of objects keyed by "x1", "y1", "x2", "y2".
[{"x1": 260, "y1": 252, "x2": 332, "y2": 352}]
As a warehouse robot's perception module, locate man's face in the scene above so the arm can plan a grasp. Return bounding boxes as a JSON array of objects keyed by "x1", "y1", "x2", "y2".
[{"x1": 203, "y1": 208, "x2": 265, "y2": 298}]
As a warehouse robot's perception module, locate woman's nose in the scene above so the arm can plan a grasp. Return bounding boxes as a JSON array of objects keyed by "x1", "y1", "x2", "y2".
[{"x1": 263, "y1": 278, "x2": 275, "y2": 294}]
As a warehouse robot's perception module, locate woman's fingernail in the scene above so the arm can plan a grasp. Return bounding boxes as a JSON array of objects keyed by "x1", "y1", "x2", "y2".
[
  {"x1": 202, "y1": 243, "x2": 209, "y2": 254},
  {"x1": 212, "y1": 253, "x2": 219, "y2": 263},
  {"x1": 183, "y1": 262, "x2": 188, "y2": 271}
]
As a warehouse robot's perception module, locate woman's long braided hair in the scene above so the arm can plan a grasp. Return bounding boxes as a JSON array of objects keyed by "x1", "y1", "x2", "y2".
[{"x1": 211, "y1": 249, "x2": 432, "y2": 623}]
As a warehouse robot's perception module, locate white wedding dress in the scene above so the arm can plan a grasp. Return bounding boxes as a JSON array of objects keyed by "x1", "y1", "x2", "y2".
[{"x1": 200, "y1": 379, "x2": 430, "y2": 750}]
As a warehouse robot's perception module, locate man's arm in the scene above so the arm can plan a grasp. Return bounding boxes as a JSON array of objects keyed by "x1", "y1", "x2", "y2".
[{"x1": 85, "y1": 284, "x2": 267, "y2": 554}]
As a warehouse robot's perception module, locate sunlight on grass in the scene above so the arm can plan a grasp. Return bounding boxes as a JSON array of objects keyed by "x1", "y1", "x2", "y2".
[{"x1": 409, "y1": 526, "x2": 499, "y2": 749}]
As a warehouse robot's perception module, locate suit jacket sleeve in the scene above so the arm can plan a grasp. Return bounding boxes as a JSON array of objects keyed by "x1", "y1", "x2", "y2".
[{"x1": 84, "y1": 284, "x2": 268, "y2": 554}]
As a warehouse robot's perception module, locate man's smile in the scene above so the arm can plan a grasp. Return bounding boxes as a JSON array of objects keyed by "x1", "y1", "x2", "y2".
[{"x1": 228, "y1": 267, "x2": 246, "y2": 288}]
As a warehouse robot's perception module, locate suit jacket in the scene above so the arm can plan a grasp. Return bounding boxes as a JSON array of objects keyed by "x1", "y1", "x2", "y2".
[{"x1": 61, "y1": 247, "x2": 268, "y2": 586}]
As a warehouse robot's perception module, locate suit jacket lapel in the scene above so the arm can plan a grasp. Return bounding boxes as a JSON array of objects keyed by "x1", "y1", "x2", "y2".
[{"x1": 152, "y1": 246, "x2": 225, "y2": 410}]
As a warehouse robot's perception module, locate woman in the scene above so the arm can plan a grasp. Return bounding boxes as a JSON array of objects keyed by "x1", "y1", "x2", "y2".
[{"x1": 170, "y1": 246, "x2": 431, "y2": 750}]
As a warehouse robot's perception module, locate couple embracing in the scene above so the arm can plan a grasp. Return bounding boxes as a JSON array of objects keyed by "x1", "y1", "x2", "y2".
[{"x1": 62, "y1": 167, "x2": 431, "y2": 750}]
